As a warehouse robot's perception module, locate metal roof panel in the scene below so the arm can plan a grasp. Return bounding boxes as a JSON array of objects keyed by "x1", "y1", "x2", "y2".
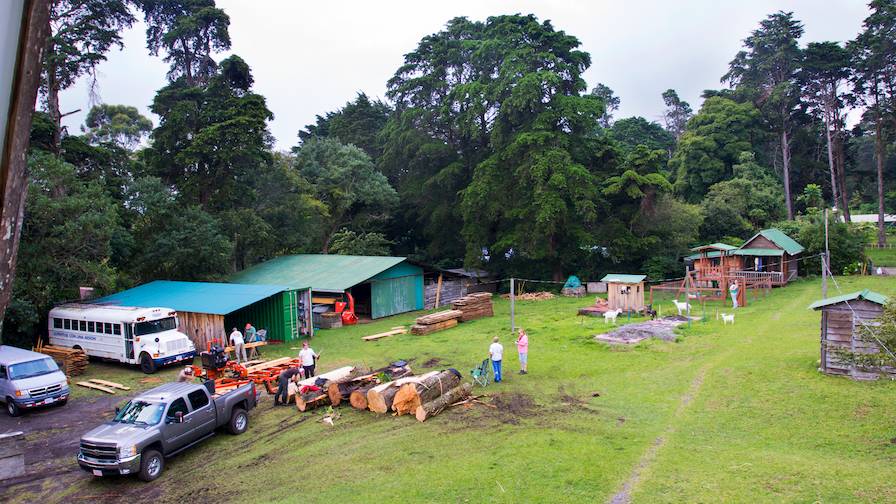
[
  {"x1": 231, "y1": 254, "x2": 408, "y2": 292},
  {"x1": 94, "y1": 281, "x2": 294, "y2": 315}
]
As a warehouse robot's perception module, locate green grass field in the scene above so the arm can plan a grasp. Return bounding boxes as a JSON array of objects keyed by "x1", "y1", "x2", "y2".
[
  {"x1": 866, "y1": 246, "x2": 896, "y2": 267},
  {"x1": 47, "y1": 277, "x2": 896, "y2": 502}
]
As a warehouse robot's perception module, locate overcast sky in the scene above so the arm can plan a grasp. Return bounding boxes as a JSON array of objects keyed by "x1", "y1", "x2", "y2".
[{"x1": 59, "y1": 0, "x2": 870, "y2": 151}]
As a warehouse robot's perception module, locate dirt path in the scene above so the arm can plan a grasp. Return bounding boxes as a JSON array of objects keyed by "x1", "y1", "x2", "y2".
[{"x1": 607, "y1": 365, "x2": 709, "y2": 504}]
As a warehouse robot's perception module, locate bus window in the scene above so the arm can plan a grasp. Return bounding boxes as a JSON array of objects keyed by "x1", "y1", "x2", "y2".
[
  {"x1": 63, "y1": 319, "x2": 71, "y2": 330},
  {"x1": 79, "y1": 321, "x2": 86, "y2": 331},
  {"x1": 53, "y1": 318, "x2": 62, "y2": 329},
  {"x1": 105, "y1": 322, "x2": 112, "y2": 334},
  {"x1": 113, "y1": 324, "x2": 121, "y2": 335},
  {"x1": 87, "y1": 321, "x2": 95, "y2": 332},
  {"x1": 134, "y1": 317, "x2": 177, "y2": 336}
]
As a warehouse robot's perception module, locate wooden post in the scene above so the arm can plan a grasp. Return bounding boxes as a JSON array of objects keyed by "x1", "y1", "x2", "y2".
[
  {"x1": 434, "y1": 273, "x2": 443, "y2": 308},
  {"x1": 510, "y1": 278, "x2": 515, "y2": 332}
]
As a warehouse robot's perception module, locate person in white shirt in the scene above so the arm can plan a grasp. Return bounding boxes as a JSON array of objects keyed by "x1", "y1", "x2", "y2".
[
  {"x1": 489, "y1": 336, "x2": 504, "y2": 383},
  {"x1": 229, "y1": 327, "x2": 246, "y2": 363},
  {"x1": 298, "y1": 340, "x2": 319, "y2": 377}
]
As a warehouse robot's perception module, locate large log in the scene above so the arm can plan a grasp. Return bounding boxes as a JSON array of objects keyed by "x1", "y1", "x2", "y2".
[
  {"x1": 415, "y1": 310, "x2": 463, "y2": 325},
  {"x1": 411, "y1": 319, "x2": 458, "y2": 335},
  {"x1": 391, "y1": 369, "x2": 462, "y2": 416},
  {"x1": 327, "y1": 365, "x2": 411, "y2": 405},
  {"x1": 367, "y1": 372, "x2": 438, "y2": 414},
  {"x1": 295, "y1": 390, "x2": 330, "y2": 412},
  {"x1": 349, "y1": 384, "x2": 376, "y2": 410},
  {"x1": 415, "y1": 383, "x2": 473, "y2": 422}
]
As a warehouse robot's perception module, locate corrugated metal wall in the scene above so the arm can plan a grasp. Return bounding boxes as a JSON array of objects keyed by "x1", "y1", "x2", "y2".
[
  {"x1": 370, "y1": 263, "x2": 424, "y2": 319},
  {"x1": 225, "y1": 288, "x2": 312, "y2": 342}
]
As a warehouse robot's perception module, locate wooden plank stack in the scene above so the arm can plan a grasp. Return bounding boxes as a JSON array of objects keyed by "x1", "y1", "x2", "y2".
[
  {"x1": 33, "y1": 340, "x2": 88, "y2": 376},
  {"x1": 411, "y1": 310, "x2": 463, "y2": 335},
  {"x1": 452, "y1": 292, "x2": 494, "y2": 322}
]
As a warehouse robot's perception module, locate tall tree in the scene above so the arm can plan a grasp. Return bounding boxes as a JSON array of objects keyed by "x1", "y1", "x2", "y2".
[
  {"x1": 610, "y1": 117, "x2": 676, "y2": 156},
  {"x1": 723, "y1": 11, "x2": 804, "y2": 220},
  {"x1": 850, "y1": 0, "x2": 896, "y2": 246},
  {"x1": 82, "y1": 103, "x2": 153, "y2": 148},
  {"x1": 800, "y1": 42, "x2": 852, "y2": 221},
  {"x1": 590, "y1": 83, "x2": 620, "y2": 128},
  {"x1": 41, "y1": 0, "x2": 136, "y2": 152},
  {"x1": 298, "y1": 92, "x2": 391, "y2": 161},
  {"x1": 141, "y1": 0, "x2": 231, "y2": 85},
  {"x1": 661, "y1": 89, "x2": 692, "y2": 141}
]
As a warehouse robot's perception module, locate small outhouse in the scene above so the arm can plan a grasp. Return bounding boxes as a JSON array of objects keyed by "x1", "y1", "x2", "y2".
[
  {"x1": 600, "y1": 274, "x2": 646, "y2": 313},
  {"x1": 809, "y1": 289, "x2": 890, "y2": 380}
]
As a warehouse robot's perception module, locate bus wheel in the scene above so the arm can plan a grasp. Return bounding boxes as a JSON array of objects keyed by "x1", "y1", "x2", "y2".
[{"x1": 140, "y1": 353, "x2": 157, "y2": 374}]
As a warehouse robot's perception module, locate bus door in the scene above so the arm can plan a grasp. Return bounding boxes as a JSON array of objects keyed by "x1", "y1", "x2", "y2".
[{"x1": 124, "y1": 323, "x2": 135, "y2": 361}]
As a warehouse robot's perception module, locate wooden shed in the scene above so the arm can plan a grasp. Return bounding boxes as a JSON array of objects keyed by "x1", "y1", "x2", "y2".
[
  {"x1": 600, "y1": 274, "x2": 646, "y2": 313},
  {"x1": 809, "y1": 289, "x2": 890, "y2": 380}
]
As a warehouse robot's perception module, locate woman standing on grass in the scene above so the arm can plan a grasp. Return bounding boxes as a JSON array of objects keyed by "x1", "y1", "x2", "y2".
[
  {"x1": 489, "y1": 336, "x2": 504, "y2": 383},
  {"x1": 516, "y1": 328, "x2": 528, "y2": 375}
]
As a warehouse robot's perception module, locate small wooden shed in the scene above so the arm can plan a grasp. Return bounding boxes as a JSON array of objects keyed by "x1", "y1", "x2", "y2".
[
  {"x1": 809, "y1": 289, "x2": 890, "y2": 380},
  {"x1": 601, "y1": 274, "x2": 646, "y2": 313}
]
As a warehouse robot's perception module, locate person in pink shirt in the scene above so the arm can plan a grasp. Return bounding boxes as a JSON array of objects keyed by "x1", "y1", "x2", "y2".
[{"x1": 516, "y1": 328, "x2": 529, "y2": 375}]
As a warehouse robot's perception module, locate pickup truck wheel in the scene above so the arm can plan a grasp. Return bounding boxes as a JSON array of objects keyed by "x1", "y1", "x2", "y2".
[
  {"x1": 5, "y1": 398, "x2": 20, "y2": 417},
  {"x1": 139, "y1": 449, "x2": 164, "y2": 482},
  {"x1": 139, "y1": 353, "x2": 156, "y2": 374},
  {"x1": 228, "y1": 408, "x2": 248, "y2": 435}
]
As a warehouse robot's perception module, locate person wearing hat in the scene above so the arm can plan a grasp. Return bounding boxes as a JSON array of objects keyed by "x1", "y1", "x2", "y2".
[
  {"x1": 245, "y1": 323, "x2": 257, "y2": 343},
  {"x1": 177, "y1": 366, "x2": 194, "y2": 382},
  {"x1": 275, "y1": 365, "x2": 304, "y2": 406},
  {"x1": 489, "y1": 336, "x2": 504, "y2": 383},
  {"x1": 229, "y1": 327, "x2": 247, "y2": 363}
]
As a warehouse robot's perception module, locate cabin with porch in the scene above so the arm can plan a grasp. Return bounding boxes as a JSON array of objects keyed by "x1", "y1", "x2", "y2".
[{"x1": 685, "y1": 229, "x2": 804, "y2": 287}]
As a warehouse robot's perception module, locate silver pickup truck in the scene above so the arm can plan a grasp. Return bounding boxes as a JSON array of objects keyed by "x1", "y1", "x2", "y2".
[{"x1": 78, "y1": 381, "x2": 257, "y2": 481}]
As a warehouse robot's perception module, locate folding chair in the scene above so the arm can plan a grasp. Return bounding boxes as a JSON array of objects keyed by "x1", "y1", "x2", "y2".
[{"x1": 471, "y1": 358, "x2": 490, "y2": 387}]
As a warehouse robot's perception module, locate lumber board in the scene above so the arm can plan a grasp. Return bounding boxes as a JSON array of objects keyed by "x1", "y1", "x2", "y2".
[
  {"x1": 76, "y1": 382, "x2": 116, "y2": 394},
  {"x1": 88, "y1": 379, "x2": 130, "y2": 391},
  {"x1": 411, "y1": 319, "x2": 458, "y2": 335},
  {"x1": 362, "y1": 328, "x2": 407, "y2": 341},
  {"x1": 415, "y1": 310, "x2": 463, "y2": 325},
  {"x1": 223, "y1": 341, "x2": 267, "y2": 353},
  {"x1": 245, "y1": 357, "x2": 295, "y2": 373}
]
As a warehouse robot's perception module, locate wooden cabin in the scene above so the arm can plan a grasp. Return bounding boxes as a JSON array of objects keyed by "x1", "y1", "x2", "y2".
[
  {"x1": 810, "y1": 289, "x2": 890, "y2": 380},
  {"x1": 600, "y1": 274, "x2": 646, "y2": 313},
  {"x1": 686, "y1": 229, "x2": 804, "y2": 287}
]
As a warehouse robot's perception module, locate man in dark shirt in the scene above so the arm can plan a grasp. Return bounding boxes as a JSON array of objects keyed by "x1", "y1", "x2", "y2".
[{"x1": 275, "y1": 366, "x2": 303, "y2": 406}]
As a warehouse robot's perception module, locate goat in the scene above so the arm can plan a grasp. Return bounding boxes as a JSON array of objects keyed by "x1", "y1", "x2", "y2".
[
  {"x1": 672, "y1": 299, "x2": 691, "y2": 316},
  {"x1": 721, "y1": 313, "x2": 735, "y2": 325},
  {"x1": 603, "y1": 309, "x2": 623, "y2": 325}
]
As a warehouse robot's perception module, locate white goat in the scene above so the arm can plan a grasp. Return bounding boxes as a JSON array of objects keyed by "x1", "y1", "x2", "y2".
[
  {"x1": 721, "y1": 313, "x2": 735, "y2": 325},
  {"x1": 672, "y1": 299, "x2": 691, "y2": 316},
  {"x1": 603, "y1": 309, "x2": 623, "y2": 325}
]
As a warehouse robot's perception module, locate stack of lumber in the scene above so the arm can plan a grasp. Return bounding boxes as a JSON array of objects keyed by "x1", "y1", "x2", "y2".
[
  {"x1": 451, "y1": 293, "x2": 494, "y2": 322},
  {"x1": 411, "y1": 310, "x2": 463, "y2": 335},
  {"x1": 391, "y1": 369, "x2": 462, "y2": 416},
  {"x1": 33, "y1": 341, "x2": 88, "y2": 376}
]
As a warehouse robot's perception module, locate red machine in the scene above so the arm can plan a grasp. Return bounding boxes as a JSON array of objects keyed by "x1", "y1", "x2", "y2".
[{"x1": 335, "y1": 292, "x2": 358, "y2": 325}]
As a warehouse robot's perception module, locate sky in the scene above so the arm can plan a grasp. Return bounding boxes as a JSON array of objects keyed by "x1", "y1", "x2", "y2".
[{"x1": 59, "y1": 0, "x2": 871, "y2": 151}]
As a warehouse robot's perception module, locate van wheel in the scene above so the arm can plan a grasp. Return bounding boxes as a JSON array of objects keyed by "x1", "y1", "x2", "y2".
[
  {"x1": 138, "y1": 449, "x2": 164, "y2": 482},
  {"x1": 228, "y1": 408, "x2": 248, "y2": 435},
  {"x1": 140, "y1": 353, "x2": 156, "y2": 374},
  {"x1": 5, "y1": 399, "x2": 20, "y2": 417}
]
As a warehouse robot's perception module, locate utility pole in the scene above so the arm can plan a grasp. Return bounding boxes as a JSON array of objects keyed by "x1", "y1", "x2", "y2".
[{"x1": 510, "y1": 277, "x2": 515, "y2": 332}]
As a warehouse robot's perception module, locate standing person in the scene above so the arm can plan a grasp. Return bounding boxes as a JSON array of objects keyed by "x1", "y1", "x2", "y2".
[
  {"x1": 176, "y1": 366, "x2": 194, "y2": 382},
  {"x1": 729, "y1": 281, "x2": 740, "y2": 309},
  {"x1": 516, "y1": 328, "x2": 528, "y2": 375},
  {"x1": 489, "y1": 336, "x2": 504, "y2": 383},
  {"x1": 244, "y1": 323, "x2": 257, "y2": 343},
  {"x1": 275, "y1": 366, "x2": 303, "y2": 406},
  {"x1": 229, "y1": 327, "x2": 247, "y2": 363},
  {"x1": 299, "y1": 340, "x2": 319, "y2": 378}
]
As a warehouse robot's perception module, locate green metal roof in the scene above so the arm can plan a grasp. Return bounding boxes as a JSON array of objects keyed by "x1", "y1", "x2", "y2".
[
  {"x1": 601, "y1": 274, "x2": 646, "y2": 284},
  {"x1": 94, "y1": 281, "x2": 298, "y2": 315},
  {"x1": 690, "y1": 243, "x2": 738, "y2": 252},
  {"x1": 809, "y1": 289, "x2": 889, "y2": 310},
  {"x1": 231, "y1": 254, "x2": 409, "y2": 293},
  {"x1": 685, "y1": 250, "x2": 724, "y2": 261},
  {"x1": 732, "y1": 248, "x2": 784, "y2": 257},
  {"x1": 743, "y1": 228, "x2": 805, "y2": 255}
]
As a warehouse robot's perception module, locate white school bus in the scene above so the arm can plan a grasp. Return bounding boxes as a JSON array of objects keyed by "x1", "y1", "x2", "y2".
[{"x1": 48, "y1": 304, "x2": 196, "y2": 374}]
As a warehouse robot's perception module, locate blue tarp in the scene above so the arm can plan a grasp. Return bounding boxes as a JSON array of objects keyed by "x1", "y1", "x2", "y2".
[{"x1": 93, "y1": 280, "x2": 295, "y2": 315}]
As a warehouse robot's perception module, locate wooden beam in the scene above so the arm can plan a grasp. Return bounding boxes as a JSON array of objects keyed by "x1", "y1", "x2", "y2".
[
  {"x1": 362, "y1": 328, "x2": 406, "y2": 341},
  {"x1": 88, "y1": 379, "x2": 130, "y2": 391},
  {"x1": 434, "y1": 273, "x2": 443, "y2": 308},
  {"x1": 77, "y1": 382, "x2": 116, "y2": 394}
]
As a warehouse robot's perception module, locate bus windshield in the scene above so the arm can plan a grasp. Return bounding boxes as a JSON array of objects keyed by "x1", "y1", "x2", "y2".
[
  {"x1": 113, "y1": 400, "x2": 165, "y2": 426},
  {"x1": 134, "y1": 317, "x2": 177, "y2": 336},
  {"x1": 9, "y1": 358, "x2": 59, "y2": 379}
]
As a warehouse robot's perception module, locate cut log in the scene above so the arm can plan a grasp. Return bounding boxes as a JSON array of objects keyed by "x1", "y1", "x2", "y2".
[
  {"x1": 295, "y1": 390, "x2": 331, "y2": 412},
  {"x1": 391, "y1": 369, "x2": 462, "y2": 416},
  {"x1": 415, "y1": 383, "x2": 473, "y2": 422},
  {"x1": 326, "y1": 365, "x2": 411, "y2": 405},
  {"x1": 349, "y1": 385, "x2": 375, "y2": 410},
  {"x1": 415, "y1": 310, "x2": 463, "y2": 325},
  {"x1": 366, "y1": 371, "x2": 438, "y2": 413},
  {"x1": 411, "y1": 319, "x2": 458, "y2": 335}
]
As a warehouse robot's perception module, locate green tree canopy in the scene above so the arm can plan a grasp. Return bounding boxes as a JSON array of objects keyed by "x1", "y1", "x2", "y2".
[
  {"x1": 83, "y1": 104, "x2": 153, "y2": 148},
  {"x1": 298, "y1": 92, "x2": 391, "y2": 161},
  {"x1": 610, "y1": 117, "x2": 676, "y2": 155}
]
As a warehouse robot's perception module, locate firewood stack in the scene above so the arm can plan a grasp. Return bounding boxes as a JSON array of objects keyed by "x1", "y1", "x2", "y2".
[
  {"x1": 33, "y1": 340, "x2": 88, "y2": 376},
  {"x1": 451, "y1": 292, "x2": 494, "y2": 322},
  {"x1": 410, "y1": 310, "x2": 463, "y2": 335}
]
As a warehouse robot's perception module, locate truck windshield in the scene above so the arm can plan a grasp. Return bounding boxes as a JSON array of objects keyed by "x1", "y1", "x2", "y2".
[
  {"x1": 113, "y1": 400, "x2": 165, "y2": 426},
  {"x1": 134, "y1": 317, "x2": 177, "y2": 336},
  {"x1": 8, "y1": 358, "x2": 59, "y2": 379}
]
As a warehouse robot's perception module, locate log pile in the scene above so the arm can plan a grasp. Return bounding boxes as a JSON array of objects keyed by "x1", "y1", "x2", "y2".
[
  {"x1": 367, "y1": 372, "x2": 439, "y2": 413},
  {"x1": 411, "y1": 310, "x2": 463, "y2": 335},
  {"x1": 391, "y1": 369, "x2": 462, "y2": 416},
  {"x1": 328, "y1": 363, "x2": 412, "y2": 406},
  {"x1": 415, "y1": 383, "x2": 472, "y2": 422},
  {"x1": 451, "y1": 293, "x2": 494, "y2": 322},
  {"x1": 501, "y1": 291, "x2": 555, "y2": 301},
  {"x1": 33, "y1": 341, "x2": 88, "y2": 376}
]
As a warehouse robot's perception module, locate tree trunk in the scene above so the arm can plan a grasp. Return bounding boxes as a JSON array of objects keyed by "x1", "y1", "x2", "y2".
[
  {"x1": 349, "y1": 384, "x2": 376, "y2": 410},
  {"x1": 823, "y1": 109, "x2": 839, "y2": 212},
  {"x1": 415, "y1": 383, "x2": 472, "y2": 422},
  {"x1": 367, "y1": 372, "x2": 437, "y2": 413},
  {"x1": 295, "y1": 390, "x2": 330, "y2": 412},
  {"x1": 835, "y1": 128, "x2": 850, "y2": 222},
  {"x1": 875, "y1": 117, "x2": 887, "y2": 246},
  {"x1": 391, "y1": 369, "x2": 461, "y2": 416},
  {"x1": 781, "y1": 129, "x2": 794, "y2": 220}
]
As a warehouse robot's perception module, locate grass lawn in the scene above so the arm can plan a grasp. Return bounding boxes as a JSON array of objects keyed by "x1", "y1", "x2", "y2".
[
  {"x1": 40, "y1": 277, "x2": 896, "y2": 502},
  {"x1": 866, "y1": 246, "x2": 896, "y2": 267}
]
